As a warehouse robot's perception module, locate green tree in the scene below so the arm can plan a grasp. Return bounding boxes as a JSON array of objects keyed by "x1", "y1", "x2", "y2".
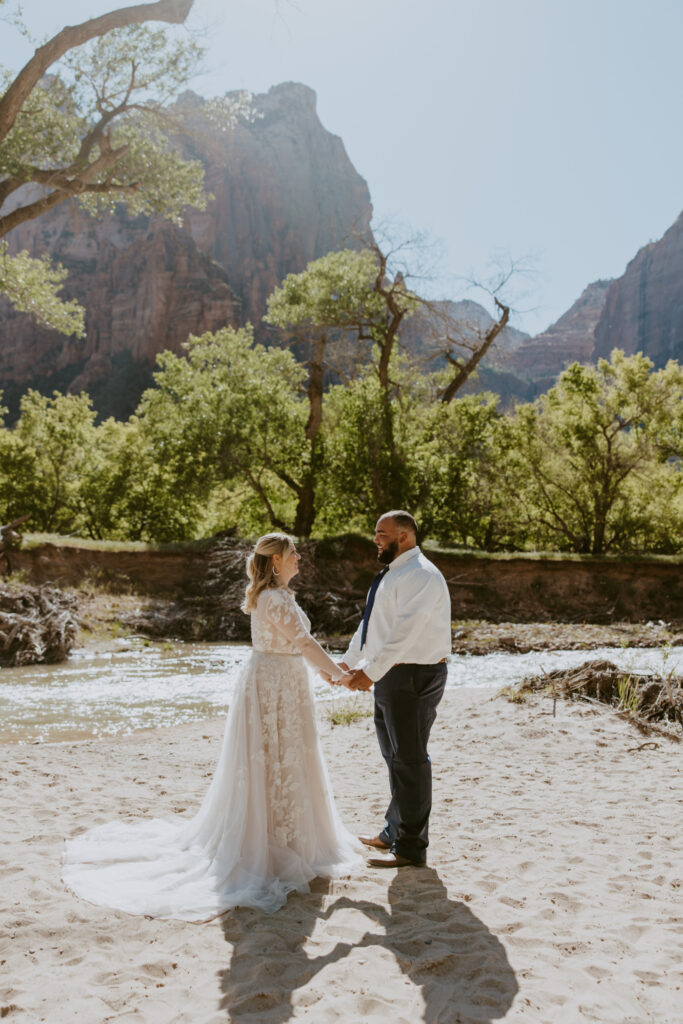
[
  {"x1": 7, "y1": 389, "x2": 98, "y2": 532},
  {"x1": 316, "y1": 372, "x2": 398, "y2": 533},
  {"x1": 0, "y1": 394, "x2": 202, "y2": 541},
  {"x1": 265, "y1": 246, "x2": 420, "y2": 516},
  {"x1": 137, "y1": 326, "x2": 309, "y2": 536},
  {"x1": 80, "y1": 416, "x2": 204, "y2": 541},
  {"x1": 0, "y1": 400, "x2": 37, "y2": 526},
  {"x1": 512, "y1": 350, "x2": 683, "y2": 554},
  {"x1": 410, "y1": 392, "x2": 523, "y2": 550},
  {"x1": 0, "y1": 0, "x2": 225, "y2": 333}
]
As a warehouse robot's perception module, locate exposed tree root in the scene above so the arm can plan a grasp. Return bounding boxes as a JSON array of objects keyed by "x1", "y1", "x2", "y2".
[{"x1": 0, "y1": 583, "x2": 78, "y2": 666}]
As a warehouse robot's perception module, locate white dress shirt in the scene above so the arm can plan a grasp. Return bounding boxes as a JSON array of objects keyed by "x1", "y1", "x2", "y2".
[{"x1": 344, "y1": 546, "x2": 452, "y2": 683}]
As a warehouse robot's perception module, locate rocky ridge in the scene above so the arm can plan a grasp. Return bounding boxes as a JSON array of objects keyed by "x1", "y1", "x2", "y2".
[
  {"x1": 594, "y1": 210, "x2": 683, "y2": 366},
  {"x1": 0, "y1": 83, "x2": 373, "y2": 420},
  {"x1": 1, "y1": 76, "x2": 681, "y2": 418},
  {"x1": 501, "y1": 279, "x2": 612, "y2": 390}
]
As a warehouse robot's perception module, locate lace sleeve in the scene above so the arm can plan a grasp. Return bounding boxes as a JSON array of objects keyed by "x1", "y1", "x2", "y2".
[{"x1": 263, "y1": 590, "x2": 344, "y2": 680}]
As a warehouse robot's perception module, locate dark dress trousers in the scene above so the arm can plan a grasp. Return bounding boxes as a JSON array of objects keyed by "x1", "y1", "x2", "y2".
[{"x1": 373, "y1": 660, "x2": 448, "y2": 863}]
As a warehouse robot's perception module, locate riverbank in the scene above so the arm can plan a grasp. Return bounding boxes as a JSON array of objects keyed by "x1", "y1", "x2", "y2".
[
  {"x1": 72, "y1": 587, "x2": 682, "y2": 655},
  {"x1": 8, "y1": 534, "x2": 683, "y2": 631},
  {"x1": 2, "y1": 687, "x2": 680, "y2": 1023},
  {"x1": 449, "y1": 618, "x2": 683, "y2": 654}
]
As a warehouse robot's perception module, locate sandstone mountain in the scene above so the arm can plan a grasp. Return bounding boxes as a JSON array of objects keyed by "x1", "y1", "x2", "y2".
[
  {"x1": 498, "y1": 211, "x2": 683, "y2": 396},
  {"x1": 1, "y1": 76, "x2": 681, "y2": 420},
  {"x1": 594, "y1": 210, "x2": 683, "y2": 366},
  {"x1": 0, "y1": 83, "x2": 373, "y2": 419},
  {"x1": 500, "y1": 280, "x2": 612, "y2": 393}
]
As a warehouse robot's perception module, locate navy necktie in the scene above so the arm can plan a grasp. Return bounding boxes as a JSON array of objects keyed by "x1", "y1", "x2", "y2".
[{"x1": 360, "y1": 567, "x2": 389, "y2": 649}]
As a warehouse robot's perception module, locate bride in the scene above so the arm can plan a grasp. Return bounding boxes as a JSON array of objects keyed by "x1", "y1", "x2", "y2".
[{"x1": 62, "y1": 533, "x2": 363, "y2": 920}]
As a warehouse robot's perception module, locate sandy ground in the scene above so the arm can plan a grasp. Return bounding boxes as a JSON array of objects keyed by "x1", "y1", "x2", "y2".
[{"x1": 1, "y1": 688, "x2": 682, "y2": 1024}]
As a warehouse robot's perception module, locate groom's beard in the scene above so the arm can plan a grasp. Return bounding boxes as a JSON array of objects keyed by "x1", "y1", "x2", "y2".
[{"x1": 378, "y1": 540, "x2": 399, "y2": 565}]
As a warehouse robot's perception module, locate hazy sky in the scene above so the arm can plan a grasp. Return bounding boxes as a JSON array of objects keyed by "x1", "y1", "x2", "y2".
[{"x1": 1, "y1": 0, "x2": 682, "y2": 334}]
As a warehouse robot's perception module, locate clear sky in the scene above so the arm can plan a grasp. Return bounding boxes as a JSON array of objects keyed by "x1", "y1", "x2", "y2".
[{"x1": 1, "y1": 0, "x2": 682, "y2": 335}]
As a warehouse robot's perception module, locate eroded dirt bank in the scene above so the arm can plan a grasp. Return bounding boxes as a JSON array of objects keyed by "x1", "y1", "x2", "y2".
[
  {"x1": 10, "y1": 537, "x2": 683, "y2": 618},
  {"x1": 2, "y1": 536, "x2": 679, "y2": 655}
]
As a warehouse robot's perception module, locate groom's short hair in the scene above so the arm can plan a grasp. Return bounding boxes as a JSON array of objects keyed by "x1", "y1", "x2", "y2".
[{"x1": 382, "y1": 509, "x2": 419, "y2": 539}]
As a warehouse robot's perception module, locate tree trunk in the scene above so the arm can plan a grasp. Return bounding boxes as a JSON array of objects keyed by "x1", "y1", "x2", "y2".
[
  {"x1": 292, "y1": 439, "x2": 321, "y2": 537},
  {"x1": 441, "y1": 299, "x2": 510, "y2": 402},
  {"x1": 292, "y1": 337, "x2": 326, "y2": 537}
]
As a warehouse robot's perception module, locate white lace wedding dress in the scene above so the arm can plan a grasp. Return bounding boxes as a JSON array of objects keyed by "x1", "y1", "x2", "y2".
[{"x1": 62, "y1": 588, "x2": 362, "y2": 921}]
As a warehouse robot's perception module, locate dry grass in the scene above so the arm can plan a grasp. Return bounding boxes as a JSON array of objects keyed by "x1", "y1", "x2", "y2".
[{"x1": 325, "y1": 697, "x2": 374, "y2": 726}]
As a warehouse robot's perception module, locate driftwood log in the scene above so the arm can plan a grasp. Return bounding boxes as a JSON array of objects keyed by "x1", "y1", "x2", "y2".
[
  {"x1": 520, "y1": 659, "x2": 683, "y2": 736},
  {"x1": 0, "y1": 583, "x2": 78, "y2": 666}
]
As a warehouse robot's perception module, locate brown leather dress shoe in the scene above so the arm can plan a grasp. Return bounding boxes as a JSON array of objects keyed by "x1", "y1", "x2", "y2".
[
  {"x1": 368, "y1": 853, "x2": 425, "y2": 868},
  {"x1": 358, "y1": 835, "x2": 390, "y2": 850}
]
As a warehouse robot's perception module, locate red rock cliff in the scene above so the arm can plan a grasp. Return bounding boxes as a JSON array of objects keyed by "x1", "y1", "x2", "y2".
[
  {"x1": 593, "y1": 210, "x2": 683, "y2": 366},
  {"x1": 502, "y1": 280, "x2": 611, "y2": 389},
  {"x1": 0, "y1": 83, "x2": 373, "y2": 419}
]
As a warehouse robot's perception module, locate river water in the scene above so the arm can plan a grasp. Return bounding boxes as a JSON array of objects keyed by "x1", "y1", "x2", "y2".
[{"x1": 1, "y1": 639, "x2": 681, "y2": 744}]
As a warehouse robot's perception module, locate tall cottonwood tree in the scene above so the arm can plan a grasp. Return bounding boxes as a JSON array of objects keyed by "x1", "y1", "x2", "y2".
[
  {"x1": 265, "y1": 245, "x2": 421, "y2": 521},
  {"x1": 137, "y1": 326, "x2": 309, "y2": 537},
  {"x1": 513, "y1": 350, "x2": 683, "y2": 554},
  {"x1": 0, "y1": 0, "x2": 222, "y2": 334}
]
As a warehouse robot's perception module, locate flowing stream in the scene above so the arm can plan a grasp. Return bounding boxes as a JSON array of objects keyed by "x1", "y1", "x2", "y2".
[{"x1": 1, "y1": 638, "x2": 681, "y2": 744}]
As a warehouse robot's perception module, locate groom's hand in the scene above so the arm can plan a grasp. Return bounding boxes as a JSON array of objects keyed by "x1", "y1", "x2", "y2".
[
  {"x1": 321, "y1": 662, "x2": 352, "y2": 686},
  {"x1": 347, "y1": 669, "x2": 373, "y2": 691}
]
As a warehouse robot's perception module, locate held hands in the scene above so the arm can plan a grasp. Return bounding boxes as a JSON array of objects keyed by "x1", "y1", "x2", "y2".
[
  {"x1": 346, "y1": 669, "x2": 373, "y2": 692},
  {"x1": 319, "y1": 661, "x2": 349, "y2": 687},
  {"x1": 319, "y1": 662, "x2": 373, "y2": 691},
  {"x1": 320, "y1": 669, "x2": 355, "y2": 688},
  {"x1": 337, "y1": 661, "x2": 373, "y2": 691}
]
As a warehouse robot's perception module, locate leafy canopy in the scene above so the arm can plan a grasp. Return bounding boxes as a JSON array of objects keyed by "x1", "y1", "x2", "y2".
[
  {"x1": 512, "y1": 350, "x2": 683, "y2": 554},
  {"x1": 0, "y1": 1, "x2": 248, "y2": 332},
  {"x1": 265, "y1": 247, "x2": 420, "y2": 343}
]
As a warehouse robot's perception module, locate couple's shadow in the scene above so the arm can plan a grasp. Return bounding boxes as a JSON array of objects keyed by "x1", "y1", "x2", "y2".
[{"x1": 218, "y1": 867, "x2": 518, "y2": 1023}]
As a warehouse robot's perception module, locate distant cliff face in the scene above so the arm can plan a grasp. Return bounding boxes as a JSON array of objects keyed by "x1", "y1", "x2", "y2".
[
  {"x1": 180, "y1": 83, "x2": 373, "y2": 327},
  {"x1": 502, "y1": 280, "x2": 611, "y2": 390},
  {"x1": 593, "y1": 211, "x2": 683, "y2": 366},
  {"x1": 0, "y1": 210, "x2": 240, "y2": 419},
  {"x1": 0, "y1": 83, "x2": 373, "y2": 419}
]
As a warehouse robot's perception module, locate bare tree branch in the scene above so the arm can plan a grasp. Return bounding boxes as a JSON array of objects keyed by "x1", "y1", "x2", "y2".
[
  {"x1": 440, "y1": 297, "x2": 510, "y2": 402},
  {"x1": 0, "y1": 0, "x2": 195, "y2": 143}
]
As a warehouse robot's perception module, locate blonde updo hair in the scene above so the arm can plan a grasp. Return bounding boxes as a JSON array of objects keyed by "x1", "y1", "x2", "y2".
[{"x1": 242, "y1": 532, "x2": 294, "y2": 613}]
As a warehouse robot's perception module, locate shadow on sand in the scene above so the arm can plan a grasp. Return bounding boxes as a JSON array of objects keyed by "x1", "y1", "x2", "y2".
[{"x1": 218, "y1": 867, "x2": 518, "y2": 1023}]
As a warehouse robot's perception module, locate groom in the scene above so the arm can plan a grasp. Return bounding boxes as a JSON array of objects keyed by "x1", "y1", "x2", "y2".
[{"x1": 340, "y1": 510, "x2": 451, "y2": 868}]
